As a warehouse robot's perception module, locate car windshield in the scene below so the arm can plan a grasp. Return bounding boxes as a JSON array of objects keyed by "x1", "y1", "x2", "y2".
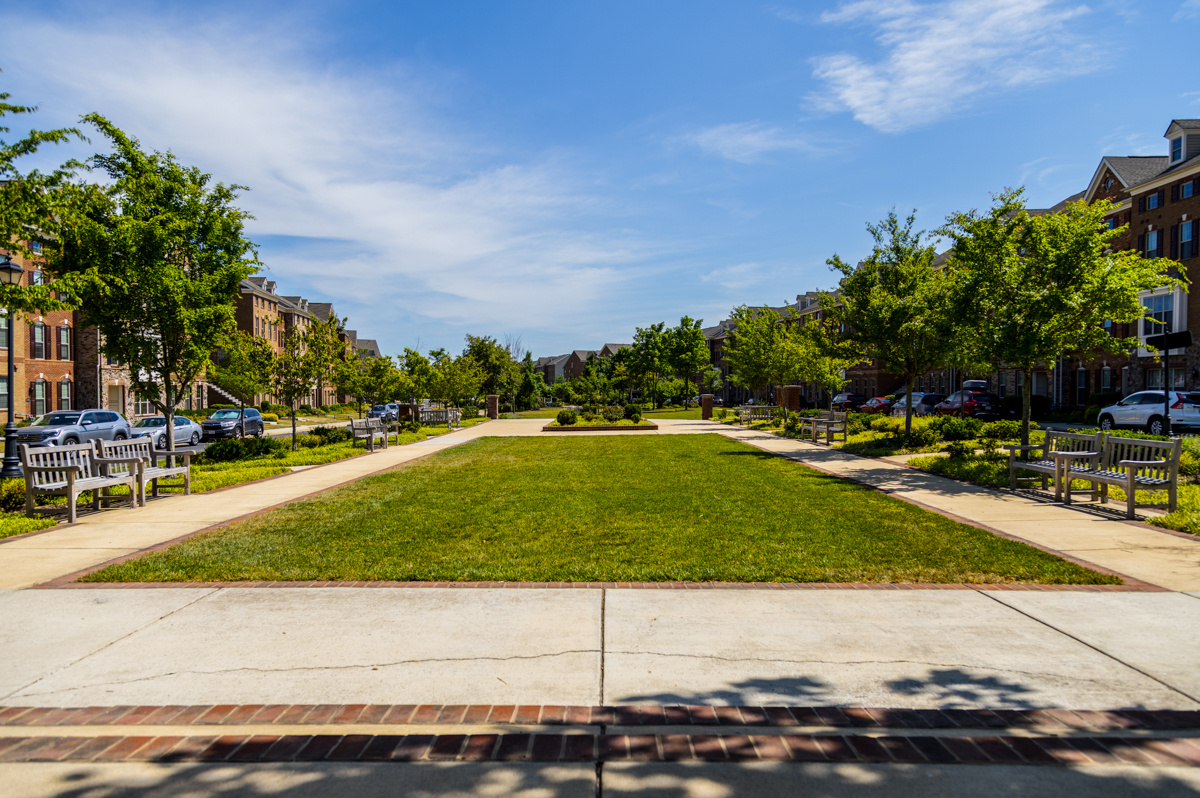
[
  {"x1": 371, "y1": 405, "x2": 386, "y2": 411},
  {"x1": 209, "y1": 410, "x2": 242, "y2": 420},
  {"x1": 32, "y1": 412, "x2": 80, "y2": 427},
  {"x1": 133, "y1": 418, "x2": 166, "y2": 427}
]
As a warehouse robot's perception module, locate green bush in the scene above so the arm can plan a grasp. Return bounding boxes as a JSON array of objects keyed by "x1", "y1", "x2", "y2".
[
  {"x1": 630, "y1": 413, "x2": 642, "y2": 424},
  {"x1": 938, "y1": 416, "x2": 982, "y2": 441},
  {"x1": 715, "y1": 408, "x2": 728, "y2": 419},
  {"x1": 0, "y1": 478, "x2": 26, "y2": 512},
  {"x1": 945, "y1": 440, "x2": 974, "y2": 459},
  {"x1": 601, "y1": 405, "x2": 623, "y2": 423},
  {"x1": 783, "y1": 412, "x2": 802, "y2": 433},
  {"x1": 312, "y1": 426, "x2": 351, "y2": 444},
  {"x1": 556, "y1": 409, "x2": 577, "y2": 426},
  {"x1": 623, "y1": 404, "x2": 639, "y2": 420},
  {"x1": 261, "y1": 413, "x2": 279, "y2": 423},
  {"x1": 900, "y1": 427, "x2": 941, "y2": 448},
  {"x1": 297, "y1": 434, "x2": 323, "y2": 449},
  {"x1": 201, "y1": 436, "x2": 288, "y2": 463},
  {"x1": 980, "y1": 419, "x2": 1024, "y2": 440}
]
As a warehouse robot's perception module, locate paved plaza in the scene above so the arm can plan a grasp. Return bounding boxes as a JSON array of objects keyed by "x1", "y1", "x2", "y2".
[{"x1": 2, "y1": 419, "x2": 1200, "y2": 795}]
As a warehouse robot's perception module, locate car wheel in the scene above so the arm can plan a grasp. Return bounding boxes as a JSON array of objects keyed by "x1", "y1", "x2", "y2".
[
  {"x1": 190, "y1": 432, "x2": 200, "y2": 445},
  {"x1": 1098, "y1": 415, "x2": 1115, "y2": 431},
  {"x1": 1147, "y1": 416, "x2": 1165, "y2": 436},
  {"x1": 234, "y1": 426, "x2": 244, "y2": 439},
  {"x1": 113, "y1": 432, "x2": 126, "y2": 441},
  {"x1": 156, "y1": 435, "x2": 167, "y2": 449},
  {"x1": 62, "y1": 436, "x2": 79, "y2": 446},
  {"x1": 253, "y1": 426, "x2": 262, "y2": 438}
]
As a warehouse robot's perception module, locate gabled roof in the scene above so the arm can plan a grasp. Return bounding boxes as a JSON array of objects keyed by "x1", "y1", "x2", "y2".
[
  {"x1": 356, "y1": 338, "x2": 381, "y2": 358},
  {"x1": 1165, "y1": 119, "x2": 1200, "y2": 135},
  {"x1": 308, "y1": 302, "x2": 334, "y2": 322},
  {"x1": 570, "y1": 349, "x2": 597, "y2": 361},
  {"x1": 599, "y1": 343, "x2": 630, "y2": 357}
]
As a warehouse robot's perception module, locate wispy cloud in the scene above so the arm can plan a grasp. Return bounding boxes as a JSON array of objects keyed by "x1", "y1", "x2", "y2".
[
  {"x1": 684, "y1": 121, "x2": 820, "y2": 163},
  {"x1": 810, "y1": 0, "x2": 1103, "y2": 132},
  {"x1": 1, "y1": 12, "x2": 667, "y2": 354},
  {"x1": 1097, "y1": 129, "x2": 1163, "y2": 157},
  {"x1": 1175, "y1": 0, "x2": 1200, "y2": 20}
]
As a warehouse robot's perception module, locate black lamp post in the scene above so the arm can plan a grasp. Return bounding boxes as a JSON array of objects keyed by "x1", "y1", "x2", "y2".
[{"x1": 0, "y1": 255, "x2": 25, "y2": 480}]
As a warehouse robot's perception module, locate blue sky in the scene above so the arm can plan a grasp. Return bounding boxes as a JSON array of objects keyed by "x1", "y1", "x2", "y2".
[{"x1": 3, "y1": 0, "x2": 1199, "y2": 358}]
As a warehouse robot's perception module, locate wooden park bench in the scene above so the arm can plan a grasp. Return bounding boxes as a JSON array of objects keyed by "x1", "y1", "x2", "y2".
[
  {"x1": 97, "y1": 437, "x2": 192, "y2": 506},
  {"x1": 418, "y1": 407, "x2": 461, "y2": 428},
  {"x1": 1062, "y1": 435, "x2": 1181, "y2": 519},
  {"x1": 738, "y1": 405, "x2": 776, "y2": 423},
  {"x1": 351, "y1": 418, "x2": 387, "y2": 451},
  {"x1": 19, "y1": 442, "x2": 141, "y2": 523},
  {"x1": 799, "y1": 410, "x2": 849, "y2": 445},
  {"x1": 1005, "y1": 429, "x2": 1103, "y2": 501}
]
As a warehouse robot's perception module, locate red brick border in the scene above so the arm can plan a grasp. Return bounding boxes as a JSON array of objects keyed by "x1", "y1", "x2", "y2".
[
  {"x1": 0, "y1": 732, "x2": 1197, "y2": 765},
  {"x1": 2, "y1": 704, "x2": 1195, "y2": 732}
]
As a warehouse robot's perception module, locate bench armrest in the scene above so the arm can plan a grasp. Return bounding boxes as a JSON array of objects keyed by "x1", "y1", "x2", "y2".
[
  {"x1": 93, "y1": 455, "x2": 146, "y2": 465},
  {"x1": 155, "y1": 450, "x2": 192, "y2": 466},
  {"x1": 1050, "y1": 450, "x2": 1100, "y2": 459},
  {"x1": 1118, "y1": 459, "x2": 1169, "y2": 467}
]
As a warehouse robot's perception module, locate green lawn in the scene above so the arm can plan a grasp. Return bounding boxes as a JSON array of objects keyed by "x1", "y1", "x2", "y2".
[{"x1": 86, "y1": 434, "x2": 1116, "y2": 585}]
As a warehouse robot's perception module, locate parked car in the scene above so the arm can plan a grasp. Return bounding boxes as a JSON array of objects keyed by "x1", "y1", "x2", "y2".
[
  {"x1": 831, "y1": 393, "x2": 868, "y2": 411},
  {"x1": 1097, "y1": 391, "x2": 1200, "y2": 435},
  {"x1": 935, "y1": 389, "x2": 1003, "y2": 420},
  {"x1": 890, "y1": 393, "x2": 946, "y2": 417},
  {"x1": 859, "y1": 396, "x2": 895, "y2": 415},
  {"x1": 14, "y1": 409, "x2": 132, "y2": 448},
  {"x1": 201, "y1": 408, "x2": 265, "y2": 440},
  {"x1": 132, "y1": 415, "x2": 203, "y2": 448},
  {"x1": 368, "y1": 403, "x2": 400, "y2": 422}
]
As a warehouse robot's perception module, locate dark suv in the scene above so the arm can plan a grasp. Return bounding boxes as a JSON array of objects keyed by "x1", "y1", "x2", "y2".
[
  {"x1": 935, "y1": 390, "x2": 1003, "y2": 420},
  {"x1": 831, "y1": 393, "x2": 867, "y2": 411},
  {"x1": 201, "y1": 408, "x2": 265, "y2": 440}
]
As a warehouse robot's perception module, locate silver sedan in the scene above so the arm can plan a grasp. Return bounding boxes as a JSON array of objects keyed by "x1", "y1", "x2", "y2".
[{"x1": 131, "y1": 415, "x2": 204, "y2": 448}]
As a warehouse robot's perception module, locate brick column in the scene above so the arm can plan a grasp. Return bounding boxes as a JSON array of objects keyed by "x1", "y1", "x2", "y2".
[
  {"x1": 701, "y1": 394, "x2": 713, "y2": 420},
  {"x1": 782, "y1": 385, "x2": 801, "y2": 414},
  {"x1": 486, "y1": 395, "x2": 499, "y2": 419}
]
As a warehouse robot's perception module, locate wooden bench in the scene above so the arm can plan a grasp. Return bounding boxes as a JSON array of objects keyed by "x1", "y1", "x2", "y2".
[
  {"x1": 97, "y1": 437, "x2": 191, "y2": 506},
  {"x1": 799, "y1": 410, "x2": 849, "y2": 444},
  {"x1": 1005, "y1": 430, "x2": 1102, "y2": 500},
  {"x1": 351, "y1": 418, "x2": 387, "y2": 451},
  {"x1": 19, "y1": 442, "x2": 141, "y2": 523},
  {"x1": 1063, "y1": 435, "x2": 1181, "y2": 519},
  {"x1": 738, "y1": 405, "x2": 776, "y2": 423},
  {"x1": 418, "y1": 407, "x2": 462, "y2": 428}
]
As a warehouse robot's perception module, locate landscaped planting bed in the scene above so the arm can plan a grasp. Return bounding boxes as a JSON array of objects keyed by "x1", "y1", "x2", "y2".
[{"x1": 85, "y1": 434, "x2": 1117, "y2": 585}]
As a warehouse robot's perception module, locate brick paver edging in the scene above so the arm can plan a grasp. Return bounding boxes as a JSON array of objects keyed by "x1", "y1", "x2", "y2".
[
  {"x1": 34, "y1": 579, "x2": 1163, "y2": 591},
  {"x1": 3, "y1": 705, "x2": 1197, "y2": 732},
  {"x1": 1, "y1": 732, "x2": 1198, "y2": 765}
]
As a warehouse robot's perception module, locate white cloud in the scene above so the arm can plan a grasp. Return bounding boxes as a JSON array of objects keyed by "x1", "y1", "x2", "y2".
[
  {"x1": 811, "y1": 0, "x2": 1102, "y2": 132},
  {"x1": 1, "y1": 12, "x2": 666, "y2": 354},
  {"x1": 684, "y1": 121, "x2": 820, "y2": 163},
  {"x1": 1176, "y1": 0, "x2": 1200, "y2": 20},
  {"x1": 1097, "y1": 129, "x2": 1163, "y2": 157}
]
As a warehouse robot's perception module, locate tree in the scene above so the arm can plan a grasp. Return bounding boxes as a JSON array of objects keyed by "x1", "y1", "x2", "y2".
[
  {"x1": 274, "y1": 321, "x2": 341, "y2": 448},
  {"x1": 825, "y1": 210, "x2": 956, "y2": 434},
  {"x1": 430, "y1": 351, "x2": 484, "y2": 408},
  {"x1": 723, "y1": 305, "x2": 799, "y2": 402},
  {"x1": 47, "y1": 115, "x2": 258, "y2": 450},
  {"x1": 942, "y1": 188, "x2": 1183, "y2": 445},
  {"x1": 208, "y1": 329, "x2": 274, "y2": 432},
  {"x1": 794, "y1": 315, "x2": 860, "y2": 410},
  {"x1": 698, "y1": 365, "x2": 723, "y2": 395},
  {"x1": 463, "y1": 334, "x2": 515, "y2": 398},
  {"x1": 664, "y1": 316, "x2": 710, "y2": 408},
  {"x1": 630, "y1": 322, "x2": 666, "y2": 408},
  {"x1": 401, "y1": 348, "x2": 434, "y2": 403}
]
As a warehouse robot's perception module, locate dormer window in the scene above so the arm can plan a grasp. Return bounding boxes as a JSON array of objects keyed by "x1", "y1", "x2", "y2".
[{"x1": 1172, "y1": 136, "x2": 1183, "y2": 162}]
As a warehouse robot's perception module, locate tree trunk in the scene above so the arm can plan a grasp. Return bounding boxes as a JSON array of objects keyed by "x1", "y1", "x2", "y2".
[
  {"x1": 1021, "y1": 367, "x2": 1033, "y2": 448},
  {"x1": 291, "y1": 401, "x2": 298, "y2": 450},
  {"x1": 905, "y1": 378, "x2": 914, "y2": 436},
  {"x1": 164, "y1": 382, "x2": 176, "y2": 451}
]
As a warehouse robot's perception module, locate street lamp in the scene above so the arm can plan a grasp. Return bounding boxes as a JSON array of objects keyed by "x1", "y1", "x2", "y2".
[{"x1": 0, "y1": 255, "x2": 25, "y2": 480}]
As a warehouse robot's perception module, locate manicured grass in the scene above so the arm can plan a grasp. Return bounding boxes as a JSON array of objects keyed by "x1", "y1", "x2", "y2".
[
  {"x1": 0, "y1": 515, "x2": 57, "y2": 539},
  {"x1": 86, "y1": 434, "x2": 1117, "y2": 585},
  {"x1": 642, "y1": 407, "x2": 704, "y2": 420}
]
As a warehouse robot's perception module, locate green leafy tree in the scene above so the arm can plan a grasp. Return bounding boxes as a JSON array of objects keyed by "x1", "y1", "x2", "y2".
[
  {"x1": 664, "y1": 316, "x2": 710, "y2": 408},
  {"x1": 724, "y1": 305, "x2": 799, "y2": 402},
  {"x1": 630, "y1": 322, "x2": 666, "y2": 408},
  {"x1": 825, "y1": 210, "x2": 956, "y2": 434},
  {"x1": 698, "y1": 365, "x2": 723, "y2": 395},
  {"x1": 209, "y1": 329, "x2": 275, "y2": 433},
  {"x1": 941, "y1": 188, "x2": 1183, "y2": 445},
  {"x1": 463, "y1": 334, "x2": 515, "y2": 397},
  {"x1": 795, "y1": 316, "x2": 860, "y2": 410},
  {"x1": 431, "y1": 352, "x2": 485, "y2": 408},
  {"x1": 47, "y1": 115, "x2": 258, "y2": 449},
  {"x1": 333, "y1": 353, "x2": 369, "y2": 417},
  {"x1": 274, "y1": 321, "x2": 341, "y2": 448},
  {"x1": 401, "y1": 348, "x2": 434, "y2": 403}
]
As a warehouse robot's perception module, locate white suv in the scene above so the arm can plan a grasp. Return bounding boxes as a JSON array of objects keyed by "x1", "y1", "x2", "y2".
[{"x1": 1097, "y1": 391, "x2": 1200, "y2": 435}]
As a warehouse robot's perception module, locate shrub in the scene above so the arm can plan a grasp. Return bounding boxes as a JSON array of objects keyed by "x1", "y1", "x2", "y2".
[
  {"x1": 939, "y1": 416, "x2": 982, "y2": 442},
  {"x1": 556, "y1": 409, "x2": 577, "y2": 426},
  {"x1": 980, "y1": 419, "x2": 1023, "y2": 440},
  {"x1": 297, "y1": 434, "x2": 323, "y2": 449},
  {"x1": 630, "y1": 413, "x2": 642, "y2": 424},
  {"x1": 0, "y1": 478, "x2": 26, "y2": 512},
  {"x1": 945, "y1": 440, "x2": 974, "y2": 459},
  {"x1": 459, "y1": 405, "x2": 480, "y2": 419},
  {"x1": 202, "y1": 436, "x2": 288, "y2": 463},
  {"x1": 602, "y1": 405, "x2": 623, "y2": 423},
  {"x1": 623, "y1": 404, "x2": 639, "y2": 420},
  {"x1": 312, "y1": 426, "x2": 351, "y2": 444},
  {"x1": 715, "y1": 408, "x2": 728, "y2": 419},
  {"x1": 783, "y1": 412, "x2": 802, "y2": 433},
  {"x1": 900, "y1": 427, "x2": 941, "y2": 448},
  {"x1": 261, "y1": 413, "x2": 279, "y2": 423}
]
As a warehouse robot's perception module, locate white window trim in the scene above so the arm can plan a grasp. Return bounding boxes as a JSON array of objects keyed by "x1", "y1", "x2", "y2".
[{"x1": 1137, "y1": 286, "x2": 1188, "y2": 356}]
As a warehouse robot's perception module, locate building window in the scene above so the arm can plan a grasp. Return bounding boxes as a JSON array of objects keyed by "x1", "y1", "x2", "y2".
[
  {"x1": 31, "y1": 380, "x2": 46, "y2": 416},
  {"x1": 1143, "y1": 293, "x2": 1174, "y2": 336},
  {"x1": 0, "y1": 376, "x2": 7, "y2": 405},
  {"x1": 0, "y1": 316, "x2": 8, "y2": 349},
  {"x1": 1101, "y1": 368, "x2": 1111, "y2": 392},
  {"x1": 30, "y1": 323, "x2": 46, "y2": 359},
  {"x1": 1172, "y1": 136, "x2": 1183, "y2": 162},
  {"x1": 58, "y1": 379, "x2": 71, "y2": 411},
  {"x1": 1171, "y1": 368, "x2": 1185, "y2": 389},
  {"x1": 1182, "y1": 222, "x2": 1196, "y2": 260},
  {"x1": 1183, "y1": 181, "x2": 1195, "y2": 200},
  {"x1": 57, "y1": 326, "x2": 70, "y2": 360},
  {"x1": 998, "y1": 372, "x2": 1007, "y2": 397},
  {"x1": 1103, "y1": 318, "x2": 1113, "y2": 335},
  {"x1": 1147, "y1": 193, "x2": 1160, "y2": 210},
  {"x1": 1145, "y1": 230, "x2": 1161, "y2": 257},
  {"x1": 29, "y1": 270, "x2": 45, "y2": 286},
  {"x1": 1076, "y1": 370, "x2": 1087, "y2": 406},
  {"x1": 1105, "y1": 177, "x2": 1114, "y2": 190},
  {"x1": 28, "y1": 241, "x2": 42, "y2": 255},
  {"x1": 1147, "y1": 369, "x2": 1163, "y2": 389},
  {"x1": 135, "y1": 393, "x2": 156, "y2": 417}
]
